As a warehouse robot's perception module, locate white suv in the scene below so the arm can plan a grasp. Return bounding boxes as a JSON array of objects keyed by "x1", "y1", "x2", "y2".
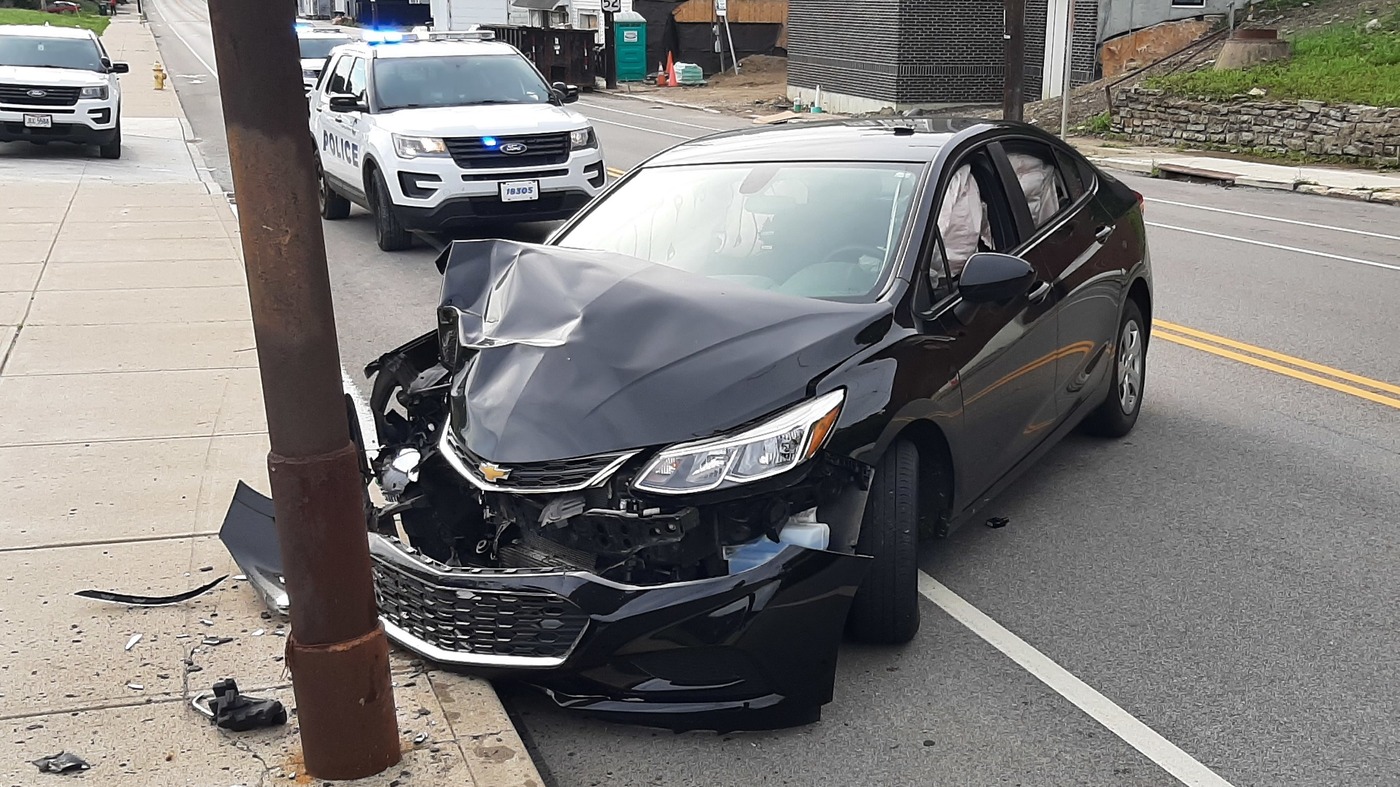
[
  {"x1": 308, "y1": 31, "x2": 605, "y2": 251},
  {"x1": 295, "y1": 22, "x2": 356, "y2": 95},
  {"x1": 0, "y1": 25, "x2": 127, "y2": 159}
]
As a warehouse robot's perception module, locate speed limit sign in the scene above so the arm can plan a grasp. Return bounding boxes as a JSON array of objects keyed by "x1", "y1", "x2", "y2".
[{"x1": 601, "y1": 0, "x2": 621, "y2": 12}]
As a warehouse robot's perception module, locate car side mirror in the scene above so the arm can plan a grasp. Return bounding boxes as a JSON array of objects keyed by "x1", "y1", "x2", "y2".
[
  {"x1": 110, "y1": 61, "x2": 129, "y2": 74},
  {"x1": 328, "y1": 94, "x2": 365, "y2": 112},
  {"x1": 552, "y1": 81, "x2": 579, "y2": 103},
  {"x1": 958, "y1": 253, "x2": 1037, "y2": 304}
]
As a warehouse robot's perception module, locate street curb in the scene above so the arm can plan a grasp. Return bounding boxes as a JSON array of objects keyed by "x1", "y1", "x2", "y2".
[
  {"x1": 1082, "y1": 154, "x2": 1400, "y2": 206},
  {"x1": 136, "y1": 16, "x2": 548, "y2": 787},
  {"x1": 594, "y1": 87, "x2": 725, "y2": 114}
]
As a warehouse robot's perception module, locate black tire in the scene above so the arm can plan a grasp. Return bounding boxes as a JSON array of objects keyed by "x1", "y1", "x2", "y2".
[
  {"x1": 1082, "y1": 299, "x2": 1147, "y2": 438},
  {"x1": 98, "y1": 123, "x2": 121, "y2": 160},
  {"x1": 369, "y1": 168, "x2": 412, "y2": 252},
  {"x1": 846, "y1": 439, "x2": 921, "y2": 645},
  {"x1": 317, "y1": 157, "x2": 351, "y2": 220}
]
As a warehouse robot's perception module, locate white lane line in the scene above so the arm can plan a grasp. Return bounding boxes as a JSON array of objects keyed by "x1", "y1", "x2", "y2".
[
  {"x1": 1146, "y1": 198, "x2": 1400, "y2": 243},
  {"x1": 577, "y1": 100, "x2": 726, "y2": 132},
  {"x1": 148, "y1": 0, "x2": 220, "y2": 78},
  {"x1": 1146, "y1": 222, "x2": 1400, "y2": 273},
  {"x1": 918, "y1": 573, "x2": 1237, "y2": 787},
  {"x1": 585, "y1": 116, "x2": 692, "y2": 140}
]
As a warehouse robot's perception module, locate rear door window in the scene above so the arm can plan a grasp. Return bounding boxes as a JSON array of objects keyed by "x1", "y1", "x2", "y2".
[{"x1": 1001, "y1": 139, "x2": 1074, "y2": 230}]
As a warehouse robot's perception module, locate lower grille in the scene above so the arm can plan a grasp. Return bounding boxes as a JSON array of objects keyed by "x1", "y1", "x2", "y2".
[{"x1": 372, "y1": 558, "x2": 588, "y2": 662}]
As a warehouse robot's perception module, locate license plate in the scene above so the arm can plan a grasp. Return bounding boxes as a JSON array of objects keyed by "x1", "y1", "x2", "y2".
[
  {"x1": 499, "y1": 180, "x2": 539, "y2": 203},
  {"x1": 23, "y1": 114, "x2": 53, "y2": 129}
]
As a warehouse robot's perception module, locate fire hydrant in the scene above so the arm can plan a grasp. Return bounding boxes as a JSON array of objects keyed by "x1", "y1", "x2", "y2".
[{"x1": 153, "y1": 62, "x2": 167, "y2": 91}]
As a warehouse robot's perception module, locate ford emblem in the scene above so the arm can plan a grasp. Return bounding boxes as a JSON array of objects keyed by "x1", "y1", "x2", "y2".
[
  {"x1": 500, "y1": 142, "x2": 528, "y2": 155},
  {"x1": 27, "y1": 89, "x2": 47, "y2": 98}
]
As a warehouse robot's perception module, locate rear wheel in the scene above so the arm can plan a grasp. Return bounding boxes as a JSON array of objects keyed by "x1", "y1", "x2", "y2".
[
  {"x1": 98, "y1": 123, "x2": 121, "y2": 160},
  {"x1": 1083, "y1": 299, "x2": 1147, "y2": 437},
  {"x1": 846, "y1": 439, "x2": 921, "y2": 645},
  {"x1": 317, "y1": 157, "x2": 351, "y2": 220},
  {"x1": 369, "y1": 168, "x2": 412, "y2": 252}
]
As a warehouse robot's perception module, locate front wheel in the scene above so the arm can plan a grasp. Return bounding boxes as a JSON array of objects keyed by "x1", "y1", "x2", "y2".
[
  {"x1": 1082, "y1": 299, "x2": 1147, "y2": 437},
  {"x1": 98, "y1": 123, "x2": 121, "y2": 160},
  {"x1": 369, "y1": 168, "x2": 412, "y2": 252},
  {"x1": 317, "y1": 157, "x2": 351, "y2": 220},
  {"x1": 846, "y1": 439, "x2": 921, "y2": 645}
]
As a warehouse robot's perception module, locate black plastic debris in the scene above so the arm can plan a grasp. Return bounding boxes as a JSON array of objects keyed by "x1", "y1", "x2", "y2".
[
  {"x1": 985, "y1": 517, "x2": 1009, "y2": 529},
  {"x1": 192, "y1": 679, "x2": 287, "y2": 732},
  {"x1": 31, "y1": 751, "x2": 90, "y2": 774},
  {"x1": 74, "y1": 574, "x2": 227, "y2": 607}
]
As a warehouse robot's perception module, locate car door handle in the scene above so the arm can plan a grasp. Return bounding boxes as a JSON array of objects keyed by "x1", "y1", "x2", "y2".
[
  {"x1": 1094, "y1": 224, "x2": 1115, "y2": 244},
  {"x1": 1027, "y1": 281, "x2": 1052, "y2": 303}
]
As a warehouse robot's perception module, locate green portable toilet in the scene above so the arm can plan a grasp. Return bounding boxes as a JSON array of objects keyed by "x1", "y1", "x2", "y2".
[{"x1": 614, "y1": 11, "x2": 647, "y2": 82}]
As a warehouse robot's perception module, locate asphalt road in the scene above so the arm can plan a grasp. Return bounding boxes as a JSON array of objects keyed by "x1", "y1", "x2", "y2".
[{"x1": 140, "y1": 4, "x2": 1400, "y2": 785}]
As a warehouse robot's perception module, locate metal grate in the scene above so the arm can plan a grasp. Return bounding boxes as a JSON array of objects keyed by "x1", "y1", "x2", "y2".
[
  {"x1": 443, "y1": 132, "x2": 570, "y2": 169},
  {"x1": 0, "y1": 83, "x2": 81, "y2": 107},
  {"x1": 457, "y1": 442, "x2": 629, "y2": 492},
  {"x1": 372, "y1": 559, "x2": 587, "y2": 660}
]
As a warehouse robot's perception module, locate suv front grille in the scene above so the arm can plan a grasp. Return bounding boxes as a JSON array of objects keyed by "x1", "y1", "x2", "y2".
[
  {"x1": 0, "y1": 83, "x2": 81, "y2": 107},
  {"x1": 456, "y1": 441, "x2": 633, "y2": 492},
  {"x1": 372, "y1": 559, "x2": 588, "y2": 662},
  {"x1": 443, "y1": 132, "x2": 570, "y2": 169}
]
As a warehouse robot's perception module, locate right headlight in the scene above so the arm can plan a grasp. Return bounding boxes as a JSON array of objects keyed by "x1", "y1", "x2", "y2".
[
  {"x1": 633, "y1": 390, "x2": 844, "y2": 495},
  {"x1": 393, "y1": 134, "x2": 449, "y2": 159},
  {"x1": 569, "y1": 126, "x2": 597, "y2": 151}
]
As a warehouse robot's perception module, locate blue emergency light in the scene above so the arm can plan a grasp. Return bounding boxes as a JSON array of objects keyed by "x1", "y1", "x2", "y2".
[{"x1": 482, "y1": 136, "x2": 499, "y2": 148}]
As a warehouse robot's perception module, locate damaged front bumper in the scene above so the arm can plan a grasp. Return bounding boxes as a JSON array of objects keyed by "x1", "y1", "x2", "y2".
[{"x1": 221, "y1": 482, "x2": 870, "y2": 731}]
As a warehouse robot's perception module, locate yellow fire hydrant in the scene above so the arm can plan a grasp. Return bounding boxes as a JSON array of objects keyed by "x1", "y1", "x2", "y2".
[{"x1": 153, "y1": 62, "x2": 167, "y2": 91}]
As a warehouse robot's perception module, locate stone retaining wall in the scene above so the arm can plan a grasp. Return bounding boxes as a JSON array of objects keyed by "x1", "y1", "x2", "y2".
[{"x1": 1112, "y1": 87, "x2": 1400, "y2": 166}]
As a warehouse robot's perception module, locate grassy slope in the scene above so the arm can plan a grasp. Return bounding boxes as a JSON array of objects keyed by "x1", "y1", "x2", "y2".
[
  {"x1": 0, "y1": 7, "x2": 110, "y2": 34},
  {"x1": 1147, "y1": 11, "x2": 1400, "y2": 106}
]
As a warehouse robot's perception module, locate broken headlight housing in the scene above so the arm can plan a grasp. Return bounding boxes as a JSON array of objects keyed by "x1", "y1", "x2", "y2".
[{"x1": 634, "y1": 390, "x2": 844, "y2": 495}]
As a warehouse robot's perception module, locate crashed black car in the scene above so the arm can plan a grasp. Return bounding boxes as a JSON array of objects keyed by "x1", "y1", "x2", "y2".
[{"x1": 226, "y1": 119, "x2": 1152, "y2": 731}]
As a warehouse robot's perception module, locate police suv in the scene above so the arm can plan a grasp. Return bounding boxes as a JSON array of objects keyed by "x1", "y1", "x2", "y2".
[
  {"x1": 0, "y1": 25, "x2": 127, "y2": 159},
  {"x1": 295, "y1": 22, "x2": 356, "y2": 95},
  {"x1": 309, "y1": 30, "x2": 606, "y2": 251}
]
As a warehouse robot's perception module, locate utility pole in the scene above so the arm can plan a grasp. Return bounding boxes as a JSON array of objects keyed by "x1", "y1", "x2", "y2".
[
  {"x1": 206, "y1": 0, "x2": 400, "y2": 780},
  {"x1": 1060, "y1": 0, "x2": 1075, "y2": 137},
  {"x1": 603, "y1": 2, "x2": 618, "y2": 89},
  {"x1": 1002, "y1": 0, "x2": 1025, "y2": 122}
]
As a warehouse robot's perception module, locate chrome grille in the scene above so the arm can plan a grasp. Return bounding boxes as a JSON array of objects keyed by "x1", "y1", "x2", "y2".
[
  {"x1": 0, "y1": 83, "x2": 81, "y2": 107},
  {"x1": 373, "y1": 559, "x2": 588, "y2": 661},
  {"x1": 457, "y1": 442, "x2": 632, "y2": 492},
  {"x1": 443, "y1": 132, "x2": 569, "y2": 169}
]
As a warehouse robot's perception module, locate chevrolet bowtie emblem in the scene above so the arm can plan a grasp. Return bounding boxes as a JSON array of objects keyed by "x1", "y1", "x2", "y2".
[{"x1": 478, "y1": 462, "x2": 511, "y2": 483}]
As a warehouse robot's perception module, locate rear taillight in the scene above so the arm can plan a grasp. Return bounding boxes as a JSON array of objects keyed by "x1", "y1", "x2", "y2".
[{"x1": 1133, "y1": 190, "x2": 1144, "y2": 214}]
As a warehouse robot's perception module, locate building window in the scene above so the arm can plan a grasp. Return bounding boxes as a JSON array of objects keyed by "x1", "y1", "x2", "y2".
[
  {"x1": 580, "y1": 11, "x2": 599, "y2": 29},
  {"x1": 1171, "y1": 0, "x2": 1206, "y2": 6}
]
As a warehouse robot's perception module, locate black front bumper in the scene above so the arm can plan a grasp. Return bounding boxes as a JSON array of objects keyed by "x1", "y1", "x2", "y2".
[
  {"x1": 219, "y1": 482, "x2": 870, "y2": 732},
  {"x1": 393, "y1": 189, "x2": 594, "y2": 232},
  {"x1": 0, "y1": 121, "x2": 117, "y2": 145}
]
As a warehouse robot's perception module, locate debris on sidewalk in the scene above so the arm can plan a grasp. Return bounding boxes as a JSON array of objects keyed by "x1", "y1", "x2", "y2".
[
  {"x1": 191, "y1": 678, "x2": 288, "y2": 732},
  {"x1": 74, "y1": 574, "x2": 227, "y2": 607},
  {"x1": 124, "y1": 633, "x2": 142, "y2": 651},
  {"x1": 31, "y1": 751, "x2": 90, "y2": 774},
  {"x1": 986, "y1": 517, "x2": 1010, "y2": 529}
]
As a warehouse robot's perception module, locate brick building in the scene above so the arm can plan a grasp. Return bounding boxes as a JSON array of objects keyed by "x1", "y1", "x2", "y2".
[{"x1": 788, "y1": 0, "x2": 1233, "y2": 114}]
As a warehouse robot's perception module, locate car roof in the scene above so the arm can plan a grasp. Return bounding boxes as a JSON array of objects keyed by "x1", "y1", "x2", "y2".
[
  {"x1": 0, "y1": 25, "x2": 97, "y2": 40},
  {"x1": 341, "y1": 39, "x2": 520, "y2": 59},
  {"x1": 644, "y1": 118, "x2": 1054, "y2": 167}
]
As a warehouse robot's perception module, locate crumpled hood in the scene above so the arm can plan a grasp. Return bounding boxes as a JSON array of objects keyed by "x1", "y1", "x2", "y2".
[
  {"x1": 437, "y1": 239, "x2": 890, "y2": 464},
  {"x1": 0, "y1": 65, "x2": 105, "y2": 88}
]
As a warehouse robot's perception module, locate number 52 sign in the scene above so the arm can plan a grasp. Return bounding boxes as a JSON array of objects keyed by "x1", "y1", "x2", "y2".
[{"x1": 601, "y1": 0, "x2": 621, "y2": 12}]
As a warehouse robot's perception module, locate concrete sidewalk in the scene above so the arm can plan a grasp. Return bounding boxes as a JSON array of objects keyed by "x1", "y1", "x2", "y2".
[{"x1": 0, "y1": 13, "x2": 541, "y2": 786}]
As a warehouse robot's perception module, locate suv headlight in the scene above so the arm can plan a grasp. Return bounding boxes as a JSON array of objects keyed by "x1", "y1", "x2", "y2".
[
  {"x1": 569, "y1": 127, "x2": 597, "y2": 151},
  {"x1": 80, "y1": 85, "x2": 108, "y2": 100},
  {"x1": 393, "y1": 134, "x2": 449, "y2": 159},
  {"x1": 634, "y1": 390, "x2": 845, "y2": 495}
]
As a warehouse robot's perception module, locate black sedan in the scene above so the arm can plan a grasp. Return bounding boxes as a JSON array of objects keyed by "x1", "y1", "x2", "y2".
[{"x1": 222, "y1": 118, "x2": 1152, "y2": 732}]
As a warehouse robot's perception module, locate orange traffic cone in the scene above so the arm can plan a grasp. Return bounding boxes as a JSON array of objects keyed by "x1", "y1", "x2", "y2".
[
  {"x1": 666, "y1": 52, "x2": 678, "y2": 87},
  {"x1": 657, "y1": 61, "x2": 668, "y2": 86}
]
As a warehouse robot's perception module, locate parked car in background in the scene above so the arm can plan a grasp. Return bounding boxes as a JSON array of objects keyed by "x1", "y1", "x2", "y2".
[
  {"x1": 224, "y1": 118, "x2": 1153, "y2": 731},
  {"x1": 0, "y1": 25, "x2": 128, "y2": 159},
  {"x1": 45, "y1": 1, "x2": 81, "y2": 14}
]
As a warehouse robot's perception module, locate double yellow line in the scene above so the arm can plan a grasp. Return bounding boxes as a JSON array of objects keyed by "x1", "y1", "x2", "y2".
[
  {"x1": 606, "y1": 166, "x2": 626, "y2": 179},
  {"x1": 1153, "y1": 320, "x2": 1400, "y2": 410}
]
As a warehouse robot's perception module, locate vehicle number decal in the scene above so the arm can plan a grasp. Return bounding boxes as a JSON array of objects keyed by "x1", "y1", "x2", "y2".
[{"x1": 321, "y1": 128, "x2": 360, "y2": 167}]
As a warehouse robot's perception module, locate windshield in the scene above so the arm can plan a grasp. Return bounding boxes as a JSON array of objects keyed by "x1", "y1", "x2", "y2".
[
  {"x1": 0, "y1": 36, "x2": 103, "y2": 71},
  {"x1": 555, "y1": 163, "x2": 923, "y2": 302},
  {"x1": 373, "y1": 54, "x2": 551, "y2": 110},
  {"x1": 298, "y1": 36, "x2": 352, "y2": 60}
]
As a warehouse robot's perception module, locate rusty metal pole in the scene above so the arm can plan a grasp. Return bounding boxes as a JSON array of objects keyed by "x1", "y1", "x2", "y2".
[
  {"x1": 206, "y1": 0, "x2": 401, "y2": 779},
  {"x1": 1003, "y1": 0, "x2": 1026, "y2": 122}
]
